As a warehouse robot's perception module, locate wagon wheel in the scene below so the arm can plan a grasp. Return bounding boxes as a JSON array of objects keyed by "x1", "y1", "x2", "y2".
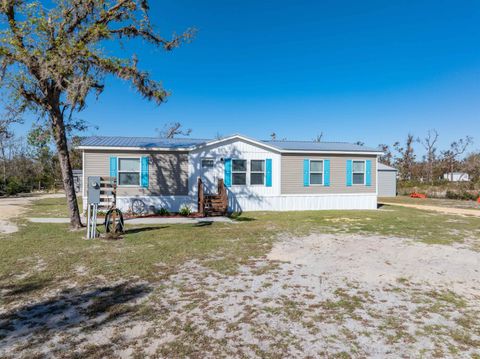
[
  {"x1": 131, "y1": 199, "x2": 147, "y2": 215},
  {"x1": 104, "y1": 208, "x2": 124, "y2": 233}
]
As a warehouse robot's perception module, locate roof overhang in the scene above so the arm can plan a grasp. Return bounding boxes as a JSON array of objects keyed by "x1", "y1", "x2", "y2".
[
  {"x1": 192, "y1": 134, "x2": 283, "y2": 153},
  {"x1": 280, "y1": 150, "x2": 382, "y2": 155},
  {"x1": 78, "y1": 134, "x2": 383, "y2": 156},
  {"x1": 76, "y1": 145, "x2": 193, "y2": 151}
]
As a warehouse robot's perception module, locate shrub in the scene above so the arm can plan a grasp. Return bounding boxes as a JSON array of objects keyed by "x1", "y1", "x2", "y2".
[
  {"x1": 445, "y1": 190, "x2": 478, "y2": 201},
  {"x1": 156, "y1": 207, "x2": 170, "y2": 216},
  {"x1": 179, "y1": 204, "x2": 192, "y2": 216},
  {"x1": 6, "y1": 178, "x2": 28, "y2": 195}
]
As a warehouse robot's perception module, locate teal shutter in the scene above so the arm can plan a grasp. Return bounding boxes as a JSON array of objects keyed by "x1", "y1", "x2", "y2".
[
  {"x1": 224, "y1": 158, "x2": 232, "y2": 187},
  {"x1": 141, "y1": 156, "x2": 149, "y2": 188},
  {"x1": 365, "y1": 160, "x2": 372, "y2": 186},
  {"x1": 265, "y1": 159, "x2": 272, "y2": 187},
  {"x1": 346, "y1": 160, "x2": 352, "y2": 186},
  {"x1": 324, "y1": 159, "x2": 330, "y2": 186},
  {"x1": 109, "y1": 157, "x2": 117, "y2": 183},
  {"x1": 303, "y1": 159, "x2": 310, "y2": 187}
]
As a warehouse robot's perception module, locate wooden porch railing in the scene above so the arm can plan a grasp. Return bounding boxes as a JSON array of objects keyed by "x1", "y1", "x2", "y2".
[
  {"x1": 198, "y1": 177, "x2": 205, "y2": 216},
  {"x1": 197, "y1": 177, "x2": 228, "y2": 216},
  {"x1": 217, "y1": 178, "x2": 227, "y2": 211}
]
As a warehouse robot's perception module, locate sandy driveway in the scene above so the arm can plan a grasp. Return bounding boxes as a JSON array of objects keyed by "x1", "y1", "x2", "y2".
[
  {"x1": 0, "y1": 193, "x2": 65, "y2": 234},
  {"x1": 380, "y1": 201, "x2": 480, "y2": 217},
  {"x1": 1, "y1": 232, "x2": 479, "y2": 357},
  {"x1": 269, "y1": 233, "x2": 480, "y2": 298}
]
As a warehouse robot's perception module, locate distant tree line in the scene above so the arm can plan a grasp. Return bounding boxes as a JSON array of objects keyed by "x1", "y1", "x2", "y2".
[
  {"x1": 378, "y1": 130, "x2": 478, "y2": 184},
  {"x1": 0, "y1": 121, "x2": 81, "y2": 196}
]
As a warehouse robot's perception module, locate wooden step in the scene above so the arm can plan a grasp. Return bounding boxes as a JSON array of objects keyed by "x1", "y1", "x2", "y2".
[
  {"x1": 205, "y1": 212, "x2": 226, "y2": 216},
  {"x1": 205, "y1": 207, "x2": 227, "y2": 212},
  {"x1": 205, "y1": 201, "x2": 225, "y2": 206}
]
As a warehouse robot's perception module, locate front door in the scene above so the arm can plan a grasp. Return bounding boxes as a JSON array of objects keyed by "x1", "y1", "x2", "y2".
[{"x1": 200, "y1": 158, "x2": 217, "y2": 194}]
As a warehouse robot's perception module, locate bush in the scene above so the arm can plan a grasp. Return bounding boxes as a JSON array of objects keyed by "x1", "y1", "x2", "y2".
[
  {"x1": 156, "y1": 207, "x2": 170, "y2": 216},
  {"x1": 179, "y1": 204, "x2": 192, "y2": 216},
  {"x1": 6, "y1": 178, "x2": 28, "y2": 195},
  {"x1": 445, "y1": 190, "x2": 478, "y2": 201}
]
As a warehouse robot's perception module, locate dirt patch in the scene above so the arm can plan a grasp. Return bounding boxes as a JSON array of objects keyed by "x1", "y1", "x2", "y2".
[
  {"x1": 0, "y1": 194, "x2": 64, "y2": 234},
  {"x1": 2, "y1": 233, "x2": 479, "y2": 357},
  {"x1": 380, "y1": 201, "x2": 480, "y2": 217},
  {"x1": 269, "y1": 233, "x2": 480, "y2": 299}
]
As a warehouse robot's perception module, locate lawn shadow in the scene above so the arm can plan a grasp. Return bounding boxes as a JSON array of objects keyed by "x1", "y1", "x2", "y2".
[
  {"x1": 194, "y1": 221, "x2": 213, "y2": 227},
  {"x1": 0, "y1": 282, "x2": 151, "y2": 346},
  {"x1": 231, "y1": 216, "x2": 256, "y2": 222},
  {"x1": 1, "y1": 277, "x2": 52, "y2": 304},
  {"x1": 124, "y1": 226, "x2": 169, "y2": 234}
]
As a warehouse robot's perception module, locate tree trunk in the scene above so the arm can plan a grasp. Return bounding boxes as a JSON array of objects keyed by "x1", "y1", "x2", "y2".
[
  {"x1": 51, "y1": 110, "x2": 83, "y2": 229},
  {"x1": 450, "y1": 161, "x2": 454, "y2": 182},
  {"x1": 0, "y1": 139, "x2": 6, "y2": 188},
  {"x1": 428, "y1": 159, "x2": 433, "y2": 185}
]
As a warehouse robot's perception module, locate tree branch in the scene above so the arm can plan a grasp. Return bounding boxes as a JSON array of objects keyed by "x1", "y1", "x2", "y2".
[
  {"x1": 110, "y1": 26, "x2": 196, "y2": 50},
  {"x1": 88, "y1": 53, "x2": 168, "y2": 103}
]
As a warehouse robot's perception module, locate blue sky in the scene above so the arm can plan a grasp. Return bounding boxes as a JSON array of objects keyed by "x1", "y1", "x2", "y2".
[{"x1": 13, "y1": 0, "x2": 480, "y2": 153}]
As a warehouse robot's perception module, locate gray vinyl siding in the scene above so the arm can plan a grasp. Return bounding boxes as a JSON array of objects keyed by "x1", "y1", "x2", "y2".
[
  {"x1": 378, "y1": 170, "x2": 397, "y2": 197},
  {"x1": 281, "y1": 154, "x2": 377, "y2": 194},
  {"x1": 83, "y1": 150, "x2": 188, "y2": 196}
]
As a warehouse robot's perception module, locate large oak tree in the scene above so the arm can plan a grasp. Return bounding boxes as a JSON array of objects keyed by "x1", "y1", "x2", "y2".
[{"x1": 0, "y1": 0, "x2": 194, "y2": 228}]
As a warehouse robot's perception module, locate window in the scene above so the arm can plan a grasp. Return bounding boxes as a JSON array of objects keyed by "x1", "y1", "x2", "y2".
[
  {"x1": 232, "y1": 159, "x2": 247, "y2": 185},
  {"x1": 310, "y1": 160, "x2": 324, "y2": 185},
  {"x1": 201, "y1": 159, "x2": 214, "y2": 168},
  {"x1": 352, "y1": 160, "x2": 365, "y2": 185},
  {"x1": 118, "y1": 158, "x2": 140, "y2": 186},
  {"x1": 250, "y1": 160, "x2": 265, "y2": 185}
]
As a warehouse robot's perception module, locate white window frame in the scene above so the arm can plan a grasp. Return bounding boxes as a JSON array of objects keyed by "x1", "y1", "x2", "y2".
[
  {"x1": 231, "y1": 159, "x2": 247, "y2": 186},
  {"x1": 309, "y1": 159, "x2": 324, "y2": 186},
  {"x1": 117, "y1": 157, "x2": 141, "y2": 187},
  {"x1": 250, "y1": 159, "x2": 265, "y2": 186},
  {"x1": 352, "y1": 160, "x2": 366, "y2": 185}
]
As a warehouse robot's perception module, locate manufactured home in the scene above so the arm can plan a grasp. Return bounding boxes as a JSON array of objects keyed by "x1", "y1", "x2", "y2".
[{"x1": 79, "y1": 135, "x2": 383, "y2": 214}]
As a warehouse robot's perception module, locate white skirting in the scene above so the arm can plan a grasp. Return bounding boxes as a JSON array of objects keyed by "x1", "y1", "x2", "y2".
[
  {"x1": 82, "y1": 196, "x2": 197, "y2": 213},
  {"x1": 83, "y1": 194, "x2": 377, "y2": 213},
  {"x1": 227, "y1": 194, "x2": 378, "y2": 212},
  {"x1": 117, "y1": 196, "x2": 197, "y2": 213}
]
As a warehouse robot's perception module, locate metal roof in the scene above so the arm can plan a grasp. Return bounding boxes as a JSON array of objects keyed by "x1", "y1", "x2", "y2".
[
  {"x1": 263, "y1": 140, "x2": 381, "y2": 153},
  {"x1": 80, "y1": 136, "x2": 209, "y2": 149},
  {"x1": 378, "y1": 163, "x2": 397, "y2": 171},
  {"x1": 79, "y1": 135, "x2": 382, "y2": 153}
]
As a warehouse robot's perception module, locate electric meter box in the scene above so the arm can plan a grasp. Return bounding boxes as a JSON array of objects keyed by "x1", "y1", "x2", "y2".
[{"x1": 88, "y1": 176, "x2": 101, "y2": 204}]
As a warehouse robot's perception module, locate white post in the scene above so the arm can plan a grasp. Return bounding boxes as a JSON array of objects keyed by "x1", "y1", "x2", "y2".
[
  {"x1": 93, "y1": 204, "x2": 98, "y2": 238},
  {"x1": 86, "y1": 204, "x2": 91, "y2": 239}
]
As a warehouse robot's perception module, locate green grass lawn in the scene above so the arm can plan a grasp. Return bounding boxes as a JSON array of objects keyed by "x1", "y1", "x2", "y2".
[
  {"x1": 2, "y1": 196, "x2": 479, "y2": 287},
  {"x1": 380, "y1": 195, "x2": 480, "y2": 210},
  {"x1": 2, "y1": 197, "x2": 480, "y2": 357},
  {"x1": 25, "y1": 196, "x2": 78, "y2": 217}
]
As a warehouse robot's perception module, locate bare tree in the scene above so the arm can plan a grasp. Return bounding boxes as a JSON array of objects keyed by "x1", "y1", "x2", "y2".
[
  {"x1": 313, "y1": 132, "x2": 323, "y2": 142},
  {"x1": 394, "y1": 134, "x2": 416, "y2": 181},
  {"x1": 0, "y1": 1, "x2": 194, "y2": 228},
  {"x1": 464, "y1": 152, "x2": 480, "y2": 183},
  {"x1": 441, "y1": 136, "x2": 473, "y2": 181},
  {"x1": 157, "y1": 122, "x2": 192, "y2": 139},
  {"x1": 378, "y1": 143, "x2": 394, "y2": 166},
  {"x1": 418, "y1": 129, "x2": 439, "y2": 184},
  {"x1": 0, "y1": 121, "x2": 13, "y2": 188}
]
